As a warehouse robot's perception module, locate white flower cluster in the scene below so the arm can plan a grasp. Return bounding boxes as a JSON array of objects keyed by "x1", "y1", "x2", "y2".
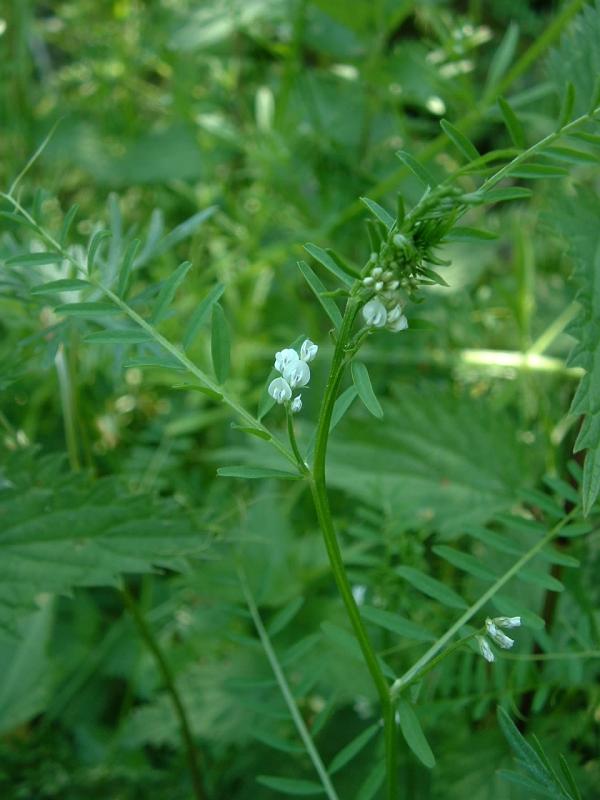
[
  {"x1": 476, "y1": 616, "x2": 521, "y2": 663},
  {"x1": 361, "y1": 256, "x2": 408, "y2": 333},
  {"x1": 268, "y1": 339, "x2": 318, "y2": 412}
]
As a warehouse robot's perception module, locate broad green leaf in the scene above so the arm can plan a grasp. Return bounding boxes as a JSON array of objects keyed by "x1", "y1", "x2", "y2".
[
  {"x1": 85, "y1": 329, "x2": 153, "y2": 344},
  {"x1": 304, "y1": 243, "x2": 355, "y2": 287},
  {"x1": 328, "y1": 723, "x2": 380, "y2": 775},
  {"x1": 151, "y1": 260, "x2": 193, "y2": 323},
  {"x1": 5, "y1": 252, "x2": 64, "y2": 267},
  {"x1": 211, "y1": 302, "x2": 230, "y2": 383},
  {"x1": 297, "y1": 260, "x2": 343, "y2": 329},
  {"x1": 183, "y1": 282, "x2": 226, "y2": 350},
  {"x1": 394, "y1": 566, "x2": 467, "y2": 609},
  {"x1": 360, "y1": 605, "x2": 434, "y2": 642},
  {"x1": 395, "y1": 150, "x2": 437, "y2": 187},
  {"x1": 359, "y1": 197, "x2": 395, "y2": 230},
  {"x1": 397, "y1": 699, "x2": 436, "y2": 769},
  {"x1": 30, "y1": 278, "x2": 91, "y2": 294},
  {"x1": 87, "y1": 229, "x2": 112, "y2": 273},
  {"x1": 55, "y1": 302, "x2": 120, "y2": 316},
  {"x1": 351, "y1": 361, "x2": 383, "y2": 419},
  {"x1": 217, "y1": 466, "x2": 302, "y2": 480},
  {"x1": 440, "y1": 119, "x2": 480, "y2": 161},
  {"x1": 256, "y1": 776, "x2": 324, "y2": 796},
  {"x1": 498, "y1": 97, "x2": 526, "y2": 148}
]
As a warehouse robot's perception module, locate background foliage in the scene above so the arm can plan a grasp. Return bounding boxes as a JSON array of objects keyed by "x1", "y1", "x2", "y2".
[{"x1": 1, "y1": 1, "x2": 599, "y2": 798}]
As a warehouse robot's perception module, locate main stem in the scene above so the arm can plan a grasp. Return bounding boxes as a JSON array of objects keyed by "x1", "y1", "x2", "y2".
[
  {"x1": 310, "y1": 296, "x2": 398, "y2": 800},
  {"x1": 122, "y1": 588, "x2": 206, "y2": 800}
]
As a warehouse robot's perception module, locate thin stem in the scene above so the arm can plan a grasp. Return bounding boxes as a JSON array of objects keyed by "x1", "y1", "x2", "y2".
[
  {"x1": 54, "y1": 343, "x2": 80, "y2": 472},
  {"x1": 390, "y1": 508, "x2": 578, "y2": 698},
  {"x1": 310, "y1": 295, "x2": 398, "y2": 800},
  {"x1": 237, "y1": 565, "x2": 340, "y2": 800},
  {"x1": 122, "y1": 588, "x2": 206, "y2": 800},
  {"x1": 286, "y1": 405, "x2": 309, "y2": 475}
]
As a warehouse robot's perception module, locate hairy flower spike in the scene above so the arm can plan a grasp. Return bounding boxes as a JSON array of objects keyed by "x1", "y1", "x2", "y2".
[{"x1": 268, "y1": 377, "x2": 292, "y2": 404}]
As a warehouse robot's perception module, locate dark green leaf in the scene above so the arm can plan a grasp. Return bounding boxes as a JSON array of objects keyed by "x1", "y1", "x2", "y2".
[
  {"x1": 297, "y1": 261, "x2": 343, "y2": 329},
  {"x1": 216, "y1": 466, "x2": 302, "y2": 480},
  {"x1": 55, "y1": 302, "x2": 120, "y2": 317},
  {"x1": 558, "y1": 81, "x2": 576, "y2": 128},
  {"x1": 30, "y1": 279, "x2": 91, "y2": 295},
  {"x1": 440, "y1": 119, "x2": 480, "y2": 161},
  {"x1": 304, "y1": 243, "x2": 355, "y2": 287},
  {"x1": 117, "y1": 238, "x2": 141, "y2": 299},
  {"x1": 359, "y1": 197, "x2": 395, "y2": 230},
  {"x1": 394, "y1": 566, "x2": 467, "y2": 609},
  {"x1": 183, "y1": 282, "x2": 226, "y2": 350},
  {"x1": 351, "y1": 361, "x2": 383, "y2": 419},
  {"x1": 331, "y1": 386, "x2": 358, "y2": 431},
  {"x1": 85, "y1": 329, "x2": 153, "y2": 344},
  {"x1": 498, "y1": 97, "x2": 526, "y2": 148},
  {"x1": 211, "y1": 302, "x2": 230, "y2": 383},
  {"x1": 256, "y1": 776, "x2": 324, "y2": 796},
  {"x1": 361, "y1": 605, "x2": 434, "y2": 642},
  {"x1": 87, "y1": 230, "x2": 112, "y2": 274},
  {"x1": 151, "y1": 260, "x2": 193, "y2": 323},
  {"x1": 329, "y1": 723, "x2": 380, "y2": 775},
  {"x1": 397, "y1": 699, "x2": 435, "y2": 769},
  {"x1": 6, "y1": 252, "x2": 64, "y2": 267},
  {"x1": 485, "y1": 23, "x2": 519, "y2": 93},
  {"x1": 59, "y1": 204, "x2": 80, "y2": 247},
  {"x1": 396, "y1": 151, "x2": 437, "y2": 187},
  {"x1": 267, "y1": 597, "x2": 305, "y2": 637}
]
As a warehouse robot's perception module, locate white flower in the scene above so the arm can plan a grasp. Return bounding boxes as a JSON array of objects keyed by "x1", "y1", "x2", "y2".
[
  {"x1": 283, "y1": 359, "x2": 310, "y2": 388},
  {"x1": 387, "y1": 313, "x2": 408, "y2": 333},
  {"x1": 477, "y1": 635, "x2": 495, "y2": 663},
  {"x1": 291, "y1": 395, "x2": 302, "y2": 413},
  {"x1": 268, "y1": 377, "x2": 292, "y2": 404},
  {"x1": 352, "y1": 585, "x2": 367, "y2": 606},
  {"x1": 485, "y1": 618, "x2": 514, "y2": 649},
  {"x1": 300, "y1": 339, "x2": 318, "y2": 363},
  {"x1": 362, "y1": 298, "x2": 387, "y2": 328},
  {"x1": 494, "y1": 616, "x2": 521, "y2": 629},
  {"x1": 274, "y1": 348, "x2": 299, "y2": 373}
]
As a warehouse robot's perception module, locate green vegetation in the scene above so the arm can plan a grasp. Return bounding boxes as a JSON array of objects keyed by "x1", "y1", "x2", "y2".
[{"x1": 1, "y1": 1, "x2": 599, "y2": 798}]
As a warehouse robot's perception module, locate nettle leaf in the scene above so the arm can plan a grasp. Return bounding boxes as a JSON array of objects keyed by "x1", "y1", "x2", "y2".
[
  {"x1": 0, "y1": 451, "x2": 210, "y2": 639},
  {"x1": 546, "y1": 188, "x2": 600, "y2": 513}
]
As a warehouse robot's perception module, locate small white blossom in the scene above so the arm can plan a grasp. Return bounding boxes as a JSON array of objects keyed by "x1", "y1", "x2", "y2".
[
  {"x1": 485, "y1": 618, "x2": 514, "y2": 649},
  {"x1": 274, "y1": 348, "x2": 299, "y2": 373},
  {"x1": 362, "y1": 298, "x2": 387, "y2": 328},
  {"x1": 283, "y1": 359, "x2": 310, "y2": 388},
  {"x1": 372, "y1": 267, "x2": 383, "y2": 278},
  {"x1": 494, "y1": 616, "x2": 521, "y2": 629},
  {"x1": 268, "y1": 377, "x2": 292, "y2": 404},
  {"x1": 363, "y1": 276, "x2": 374, "y2": 287},
  {"x1": 291, "y1": 395, "x2": 302, "y2": 413},
  {"x1": 477, "y1": 635, "x2": 495, "y2": 663},
  {"x1": 387, "y1": 313, "x2": 409, "y2": 333},
  {"x1": 300, "y1": 339, "x2": 318, "y2": 363},
  {"x1": 352, "y1": 585, "x2": 367, "y2": 606}
]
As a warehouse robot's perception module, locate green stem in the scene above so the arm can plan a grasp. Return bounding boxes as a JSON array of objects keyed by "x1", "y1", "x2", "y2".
[
  {"x1": 54, "y1": 343, "x2": 80, "y2": 472},
  {"x1": 286, "y1": 405, "x2": 309, "y2": 475},
  {"x1": 122, "y1": 588, "x2": 206, "y2": 800},
  {"x1": 310, "y1": 296, "x2": 398, "y2": 800},
  {"x1": 238, "y1": 565, "x2": 340, "y2": 800}
]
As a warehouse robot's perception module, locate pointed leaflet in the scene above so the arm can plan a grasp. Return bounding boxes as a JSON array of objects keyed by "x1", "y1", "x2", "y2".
[
  {"x1": 59, "y1": 204, "x2": 79, "y2": 247},
  {"x1": 6, "y1": 252, "x2": 64, "y2": 267},
  {"x1": 359, "y1": 197, "x2": 395, "y2": 231},
  {"x1": 30, "y1": 279, "x2": 91, "y2": 295},
  {"x1": 360, "y1": 605, "x2": 434, "y2": 642},
  {"x1": 117, "y1": 238, "x2": 141, "y2": 298},
  {"x1": 394, "y1": 566, "x2": 467, "y2": 610},
  {"x1": 55, "y1": 302, "x2": 120, "y2": 317},
  {"x1": 256, "y1": 776, "x2": 324, "y2": 796},
  {"x1": 485, "y1": 22, "x2": 519, "y2": 94},
  {"x1": 87, "y1": 230, "x2": 111, "y2": 274},
  {"x1": 498, "y1": 97, "x2": 526, "y2": 148},
  {"x1": 211, "y1": 302, "x2": 230, "y2": 383},
  {"x1": 396, "y1": 699, "x2": 436, "y2": 769},
  {"x1": 440, "y1": 119, "x2": 480, "y2": 161},
  {"x1": 396, "y1": 151, "x2": 437, "y2": 187},
  {"x1": 217, "y1": 466, "x2": 302, "y2": 480},
  {"x1": 85, "y1": 329, "x2": 153, "y2": 344},
  {"x1": 183, "y1": 282, "x2": 225, "y2": 350},
  {"x1": 304, "y1": 243, "x2": 355, "y2": 287},
  {"x1": 328, "y1": 723, "x2": 380, "y2": 775},
  {"x1": 351, "y1": 361, "x2": 383, "y2": 419},
  {"x1": 297, "y1": 260, "x2": 343, "y2": 329},
  {"x1": 267, "y1": 597, "x2": 305, "y2": 637},
  {"x1": 151, "y1": 260, "x2": 193, "y2": 323}
]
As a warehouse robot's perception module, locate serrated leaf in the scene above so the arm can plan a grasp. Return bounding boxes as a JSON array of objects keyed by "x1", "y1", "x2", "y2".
[
  {"x1": 211, "y1": 302, "x2": 230, "y2": 383},
  {"x1": 85, "y1": 329, "x2": 153, "y2": 344},
  {"x1": 394, "y1": 566, "x2": 467, "y2": 609},
  {"x1": 304, "y1": 243, "x2": 355, "y2": 287},
  {"x1": 396, "y1": 151, "x2": 437, "y2": 187},
  {"x1": 256, "y1": 776, "x2": 324, "y2": 796},
  {"x1": 359, "y1": 197, "x2": 395, "y2": 230},
  {"x1": 440, "y1": 119, "x2": 480, "y2": 161},
  {"x1": 55, "y1": 302, "x2": 120, "y2": 317},
  {"x1": 397, "y1": 699, "x2": 435, "y2": 769},
  {"x1": 117, "y1": 238, "x2": 141, "y2": 299},
  {"x1": 328, "y1": 723, "x2": 380, "y2": 775},
  {"x1": 216, "y1": 466, "x2": 302, "y2": 480},
  {"x1": 498, "y1": 97, "x2": 526, "y2": 148},
  {"x1": 297, "y1": 261, "x2": 343, "y2": 329},
  {"x1": 30, "y1": 279, "x2": 91, "y2": 295},
  {"x1": 87, "y1": 230, "x2": 111, "y2": 274},
  {"x1": 351, "y1": 361, "x2": 383, "y2": 419},
  {"x1": 151, "y1": 260, "x2": 193, "y2": 323},
  {"x1": 182, "y1": 282, "x2": 226, "y2": 350},
  {"x1": 360, "y1": 605, "x2": 434, "y2": 642},
  {"x1": 5, "y1": 252, "x2": 64, "y2": 267}
]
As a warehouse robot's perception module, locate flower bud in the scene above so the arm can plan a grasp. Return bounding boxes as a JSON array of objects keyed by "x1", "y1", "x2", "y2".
[
  {"x1": 387, "y1": 307, "x2": 408, "y2": 332},
  {"x1": 493, "y1": 616, "x2": 521, "y2": 629},
  {"x1": 283, "y1": 359, "x2": 310, "y2": 388},
  {"x1": 291, "y1": 395, "x2": 302, "y2": 413},
  {"x1": 485, "y1": 618, "x2": 514, "y2": 649},
  {"x1": 300, "y1": 339, "x2": 318, "y2": 363},
  {"x1": 371, "y1": 267, "x2": 383, "y2": 278},
  {"x1": 476, "y1": 635, "x2": 495, "y2": 663},
  {"x1": 363, "y1": 276, "x2": 374, "y2": 287},
  {"x1": 274, "y1": 348, "x2": 299, "y2": 373},
  {"x1": 268, "y1": 377, "x2": 292, "y2": 404},
  {"x1": 362, "y1": 298, "x2": 387, "y2": 328}
]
